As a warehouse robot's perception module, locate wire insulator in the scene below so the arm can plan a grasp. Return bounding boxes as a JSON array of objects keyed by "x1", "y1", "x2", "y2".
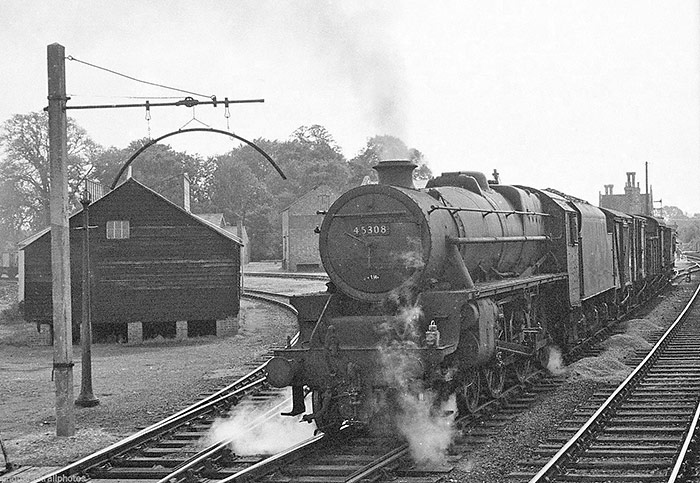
[
  {"x1": 224, "y1": 97, "x2": 231, "y2": 131},
  {"x1": 145, "y1": 101, "x2": 152, "y2": 139}
]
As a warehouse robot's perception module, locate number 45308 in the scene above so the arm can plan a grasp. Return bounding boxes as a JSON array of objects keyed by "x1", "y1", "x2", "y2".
[{"x1": 352, "y1": 224, "x2": 390, "y2": 236}]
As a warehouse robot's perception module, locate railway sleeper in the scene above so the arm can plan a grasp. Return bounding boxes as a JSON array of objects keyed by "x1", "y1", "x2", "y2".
[
  {"x1": 89, "y1": 466, "x2": 174, "y2": 479},
  {"x1": 531, "y1": 446, "x2": 678, "y2": 458},
  {"x1": 571, "y1": 459, "x2": 673, "y2": 469},
  {"x1": 555, "y1": 473, "x2": 672, "y2": 483},
  {"x1": 563, "y1": 417, "x2": 691, "y2": 425},
  {"x1": 140, "y1": 447, "x2": 200, "y2": 456},
  {"x1": 107, "y1": 455, "x2": 188, "y2": 467},
  {"x1": 281, "y1": 463, "x2": 370, "y2": 477},
  {"x1": 523, "y1": 457, "x2": 673, "y2": 469},
  {"x1": 546, "y1": 433, "x2": 682, "y2": 443}
]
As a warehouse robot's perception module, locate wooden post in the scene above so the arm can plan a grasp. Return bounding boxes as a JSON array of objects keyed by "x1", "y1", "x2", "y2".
[{"x1": 47, "y1": 43, "x2": 75, "y2": 436}]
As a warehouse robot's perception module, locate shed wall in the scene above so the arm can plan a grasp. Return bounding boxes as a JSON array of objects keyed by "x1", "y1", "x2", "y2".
[{"x1": 23, "y1": 180, "x2": 240, "y2": 327}]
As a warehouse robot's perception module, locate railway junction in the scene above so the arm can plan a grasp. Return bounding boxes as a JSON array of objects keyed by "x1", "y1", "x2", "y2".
[{"x1": 0, "y1": 259, "x2": 698, "y2": 483}]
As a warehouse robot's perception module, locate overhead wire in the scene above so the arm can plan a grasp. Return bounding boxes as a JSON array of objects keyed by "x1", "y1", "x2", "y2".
[
  {"x1": 65, "y1": 55, "x2": 251, "y2": 143},
  {"x1": 66, "y1": 55, "x2": 214, "y2": 99}
]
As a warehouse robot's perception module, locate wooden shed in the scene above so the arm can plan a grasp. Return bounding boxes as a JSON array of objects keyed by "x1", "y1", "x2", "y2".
[
  {"x1": 281, "y1": 185, "x2": 336, "y2": 271},
  {"x1": 20, "y1": 178, "x2": 242, "y2": 343},
  {"x1": 196, "y1": 213, "x2": 250, "y2": 265}
]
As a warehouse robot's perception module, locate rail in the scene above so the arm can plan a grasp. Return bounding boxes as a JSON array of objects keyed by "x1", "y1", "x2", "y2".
[
  {"x1": 528, "y1": 282, "x2": 700, "y2": 482},
  {"x1": 344, "y1": 444, "x2": 410, "y2": 483},
  {"x1": 243, "y1": 288, "x2": 298, "y2": 315},
  {"x1": 31, "y1": 291, "x2": 299, "y2": 483},
  {"x1": 31, "y1": 372, "x2": 268, "y2": 482},
  {"x1": 217, "y1": 432, "x2": 329, "y2": 483},
  {"x1": 154, "y1": 392, "x2": 304, "y2": 483}
]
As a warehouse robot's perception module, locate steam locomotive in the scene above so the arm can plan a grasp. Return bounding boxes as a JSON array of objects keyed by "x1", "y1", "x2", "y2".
[{"x1": 267, "y1": 160, "x2": 675, "y2": 432}]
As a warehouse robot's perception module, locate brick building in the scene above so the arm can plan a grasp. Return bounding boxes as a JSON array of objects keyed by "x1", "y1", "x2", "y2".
[
  {"x1": 281, "y1": 185, "x2": 337, "y2": 271},
  {"x1": 599, "y1": 172, "x2": 653, "y2": 215}
]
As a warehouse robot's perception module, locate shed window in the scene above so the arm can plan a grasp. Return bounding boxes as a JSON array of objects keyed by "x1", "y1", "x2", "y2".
[
  {"x1": 318, "y1": 194, "x2": 330, "y2": 212},
  {"x1": 106, "y1": 220, "x2": 130, "y2": 239}
]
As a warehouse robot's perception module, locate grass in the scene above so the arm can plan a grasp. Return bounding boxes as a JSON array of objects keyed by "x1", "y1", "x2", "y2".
[{"x1": 0, "y1": 301, "x2": 50, "y2": 346}]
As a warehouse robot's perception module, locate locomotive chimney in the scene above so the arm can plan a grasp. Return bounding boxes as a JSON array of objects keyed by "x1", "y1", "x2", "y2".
[{"x1": 373, "y1": 159, "x2": 416, "y2": 189}]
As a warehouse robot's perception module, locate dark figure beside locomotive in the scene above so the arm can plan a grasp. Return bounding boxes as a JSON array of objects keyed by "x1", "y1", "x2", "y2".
[{"x1": 267, "y1": 160, "x2": 675, "y2": 433}]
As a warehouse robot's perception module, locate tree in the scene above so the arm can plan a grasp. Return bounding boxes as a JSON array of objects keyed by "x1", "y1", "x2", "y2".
[
  {"x1": 678, "y1": 220, "x2": 700, "y2": 246},
  {"x1": 408, "y1": 148, "x2": 433, "y2": 183},
  {"x1": 268, "y1": 125, "x2": 350, "y2": 199},
  {"x1": 204, "y1": 126, "x2": 354, "y2": 260},
  {"x1": 662, "y1": 205, "x2": 687, "y2": 219},
  {"x1": 0, "y1": 178, "x2": 35, "y2": 245},
  {"x1": 210, "y1": 153, "x2": 273, "y2": 228},
  {"x1": 0, "y1": 111, "x2": 98, "y2": 229},
  {"x1": 203, "y1": 141, "x2": 283, "y2": 260},
  {"x1": 91, "y1": 140, "x2": 210, "y2": 207}
]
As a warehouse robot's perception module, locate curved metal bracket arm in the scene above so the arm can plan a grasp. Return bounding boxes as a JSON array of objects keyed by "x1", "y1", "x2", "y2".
[{"x1": 110, "y1": 127, "x2": 286, "y2": 190}]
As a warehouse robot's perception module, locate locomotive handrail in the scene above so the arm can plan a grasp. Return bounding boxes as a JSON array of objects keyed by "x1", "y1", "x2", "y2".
[
  {"x1": 330, "y1": 210, "x2": 408, "y2": 218},
  {"x1": 447, "y1": 235, "x2": 550, "y2": 244},
  {"x1": 428, "y1": 205, "x2": 550, "y2": 217}
]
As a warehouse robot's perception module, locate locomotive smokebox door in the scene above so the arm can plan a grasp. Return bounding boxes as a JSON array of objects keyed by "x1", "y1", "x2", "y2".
[{"x1": 319, "y1": 185, "x2": 431, "y2": 301}]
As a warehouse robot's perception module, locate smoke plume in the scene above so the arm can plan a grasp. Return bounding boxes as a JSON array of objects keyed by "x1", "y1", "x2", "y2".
[{"x1": 270, "y1": 2, "x2": 409, "y2": 139}]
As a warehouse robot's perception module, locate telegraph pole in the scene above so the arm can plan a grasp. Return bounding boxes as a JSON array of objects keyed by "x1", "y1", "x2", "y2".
[{"x1": 47, "y1": 43, "x2": 75, "y2": 436}]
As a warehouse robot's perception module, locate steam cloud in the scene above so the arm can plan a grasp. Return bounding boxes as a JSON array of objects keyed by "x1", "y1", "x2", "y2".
[
  {"x1": 396, "y1": 392, "x2": 456, "y2": 465},
  {"x1": 546, "y1": 346, "x2": 566, "y2": 376},
  {"x1": 204, "y1": 392, "x2": 317, "y2": 456},
  {"x1": 378, "y1": 304, "x2": 456, "y2": 465},
  {"x1": 392, "y1": 238, "x2": 425, "y2": 270}
]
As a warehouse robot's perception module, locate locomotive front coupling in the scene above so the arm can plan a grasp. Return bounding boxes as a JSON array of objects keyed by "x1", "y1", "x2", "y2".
[{"x1": 266, "y1": 296, "x2": 500, "y2": 424}]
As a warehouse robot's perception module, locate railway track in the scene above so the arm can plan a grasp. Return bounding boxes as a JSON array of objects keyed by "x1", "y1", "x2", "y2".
[
  {"x1": 167, "y1": 428, "x2": 419, "y2": 483},
  {"x1": 511, "y1": 282, "x2": 700, "y2": 483},
  {"x1": 25, "y1": 286, "x2": 567, "y2": 483},
  {"x1": 27, "y1": 288, "x2": 300, "y2": 483},
  {"x1": 22, "y1": 274, "x2": 693, "y2": 483},
  {"x1": 192, "y1": 372, "x2": 565, "y2": 483}
]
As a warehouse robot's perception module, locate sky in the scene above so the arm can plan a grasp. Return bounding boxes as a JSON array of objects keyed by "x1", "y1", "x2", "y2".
[{"x1": 3, "y1": 1, "x2": 700, "y2": 214}]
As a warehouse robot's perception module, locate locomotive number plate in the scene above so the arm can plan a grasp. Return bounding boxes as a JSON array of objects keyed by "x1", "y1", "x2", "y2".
[{"x1": 351, "y1": 224, "x2": 390, "y2": 236}]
